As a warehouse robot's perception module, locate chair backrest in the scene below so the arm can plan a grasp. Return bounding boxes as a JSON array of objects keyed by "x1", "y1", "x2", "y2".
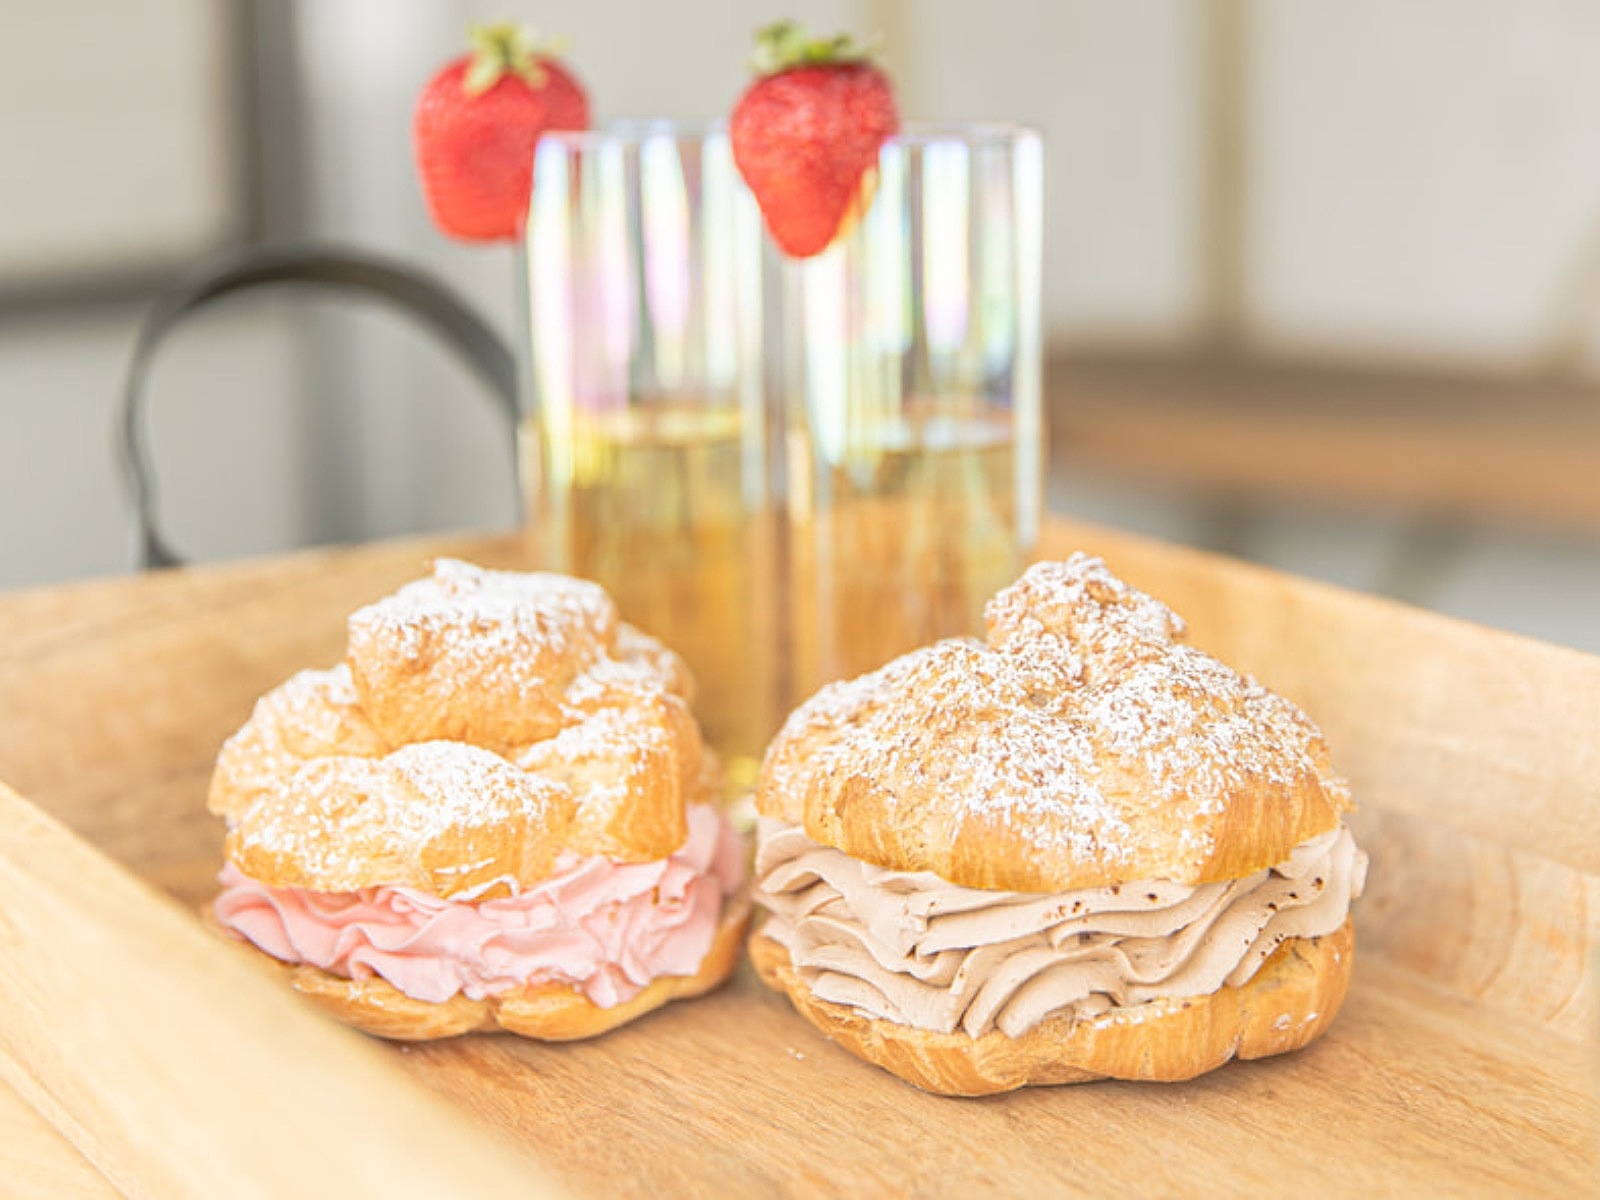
[{"x1": 117, "y1": 244, "x2": 519, "y2": 570}]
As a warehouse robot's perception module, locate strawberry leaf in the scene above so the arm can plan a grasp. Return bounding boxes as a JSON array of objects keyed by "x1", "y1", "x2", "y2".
[
  {"x1": 463, "y1": 52, "x2": 508, "y2": 96},
  {"x1": 462, "y1": 22, "x2": 569, "y2": 95},
  {"x1": 750, "y1": 19, "x2": 882, "y2": 76}
]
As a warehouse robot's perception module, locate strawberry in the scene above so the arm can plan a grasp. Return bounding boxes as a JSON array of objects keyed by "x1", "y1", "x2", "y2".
[
  {"x1": 413, "y1": 23, "x2": 589, "y2": 242},
  {"x1": 730, "y1": 21, "x2": 900, "y2": 258}
]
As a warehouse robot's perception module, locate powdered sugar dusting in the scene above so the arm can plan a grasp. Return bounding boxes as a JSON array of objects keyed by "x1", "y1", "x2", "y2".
[
  {"x1": 216, "y1": 558, "x2": 710, "y2": 894},
  {"x1": 338, "y1": 559, "x2": 690, "y2": 754},
  {"x1": 362, "y1": 557, "x2": 616, "y2": 634},
  {"x1": 208, "y1": 663, "x2": 390, "y2": 822},
  {"x1": 350, "y1": 558, "x2": 614, "y2": 686},
  {"x1": 386, "y1": 740, "x2": 560, "y2": 836},
  {"x1": 761, "y1": 649, "x2": 933, "y2": 807},
  {"x1": 289, "y1": 662, "x2": 360, "y2": 708},
  {"x1": 986, "y1": 554, "x2": 1186, "y2": 669},
  {"x1": 234, "y1": 739, "x2": 575, "y2": 894},
  {"x1": 762, "y1": 553, "x2": 1349, "y2": 887}
]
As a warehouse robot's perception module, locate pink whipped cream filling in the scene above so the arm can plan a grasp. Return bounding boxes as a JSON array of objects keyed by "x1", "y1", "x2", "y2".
[{"x1": 214, "y1": 803, "x2": 746, "y2": 1007}]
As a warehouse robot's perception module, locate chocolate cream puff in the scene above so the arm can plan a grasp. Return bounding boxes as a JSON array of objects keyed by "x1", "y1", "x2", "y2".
[
  {"x1": 209, "y1": 558, "x2": 747, "y2": 1041},
  {"x1": 750, "y1": 554, "x2": 1367, "y2": 1095}
]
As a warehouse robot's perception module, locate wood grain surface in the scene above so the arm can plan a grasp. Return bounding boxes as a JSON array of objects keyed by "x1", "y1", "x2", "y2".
[
  {"x1": 0, "y1": 520, "x2": 1595, "y2": 1197},
  {"x1": 0, "y1": 1079, "x2": 118, "y2": 1200},
  {"x1": 0, "y1": 780, "x2": 560, "y2": 1200}
]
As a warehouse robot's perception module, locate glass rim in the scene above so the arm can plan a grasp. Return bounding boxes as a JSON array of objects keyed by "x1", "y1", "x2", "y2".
[
  {"x1": 538, "y1": 118, "x2": 1040, "y2": 150},
  {"x1": 880, "y1": 121, "x2": 1040, "y2": 148},
  {"x1": 539, "y1": 118, "x2": 727, "y2": 147}
]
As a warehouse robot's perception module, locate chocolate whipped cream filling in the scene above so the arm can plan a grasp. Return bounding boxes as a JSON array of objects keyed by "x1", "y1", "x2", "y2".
[{"x1": 754, "y1": 818, "x2": 1367, "y2": 1039}]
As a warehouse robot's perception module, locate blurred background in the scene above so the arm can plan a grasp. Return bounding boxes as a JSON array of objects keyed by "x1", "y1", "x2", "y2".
[{"x1": 2, "y1": 0, "x2": 1597, "y2": 650}]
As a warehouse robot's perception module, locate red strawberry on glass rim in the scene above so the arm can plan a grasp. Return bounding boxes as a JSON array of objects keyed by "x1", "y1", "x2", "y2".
[
  {"x1": 413, "y1": 23, "x2": 589, "y2": 242},
  {"x1": 730, "y1": 20, "x2": 900, "y2": 259}
]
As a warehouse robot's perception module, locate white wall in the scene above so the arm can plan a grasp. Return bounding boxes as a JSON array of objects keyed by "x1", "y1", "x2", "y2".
[
  {"x1": 0, "y1": 0, "x2": 238, "y2": 289},
  {"x1": 1249, "y1": 0, "x2": 1600, "y2": 369}
]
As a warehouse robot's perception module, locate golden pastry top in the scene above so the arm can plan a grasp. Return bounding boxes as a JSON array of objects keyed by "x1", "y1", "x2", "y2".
[
  {"x1": 210, "y1": 559, "x2": 707, "y2": 897},
  {"x1": 758, "y1": 553, "x2": 1353, "y2": 892}
]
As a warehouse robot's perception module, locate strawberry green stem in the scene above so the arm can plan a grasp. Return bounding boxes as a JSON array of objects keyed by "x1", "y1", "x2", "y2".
[
  {"x1": 463, "y1": 23, "x2": 569, "y2": 95},
  {"x1": 749, "y1": 20, "x2": 882, "y2": 76}
]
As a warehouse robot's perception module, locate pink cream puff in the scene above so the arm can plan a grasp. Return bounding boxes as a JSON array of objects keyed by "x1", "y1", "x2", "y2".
[{"x1": 208, "y1": 558, "x2": 747, "y2": 1040}]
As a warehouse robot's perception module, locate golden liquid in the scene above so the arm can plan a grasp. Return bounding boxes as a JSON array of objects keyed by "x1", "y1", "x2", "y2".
[
  {"x1": 787, "y1": 407, "x2": 1022, "y2": 701},
  {"x1": 522, "y1": 400, "x2": 1026, "y2": 784},
  {"x1": 520, "y1": 406, "x2": 781, "y2": 785}
]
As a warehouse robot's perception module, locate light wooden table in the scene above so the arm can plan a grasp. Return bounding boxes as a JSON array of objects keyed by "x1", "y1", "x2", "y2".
[{"x1": 1, "y1": 519, "x2": 1596, "y2": 1197}]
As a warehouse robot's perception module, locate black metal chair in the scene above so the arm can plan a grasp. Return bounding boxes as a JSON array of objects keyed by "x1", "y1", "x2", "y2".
[{"x1": 116, "y1": 244, "x2": 519, "y2": 569}]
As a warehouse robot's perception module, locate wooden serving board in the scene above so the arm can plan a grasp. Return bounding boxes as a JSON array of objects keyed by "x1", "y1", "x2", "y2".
[{"x1": 0, "y1": 520, "x2": 1595, "y2": 1197}]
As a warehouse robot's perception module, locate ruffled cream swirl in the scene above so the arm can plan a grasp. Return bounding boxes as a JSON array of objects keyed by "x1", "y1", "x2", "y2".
[
  {"x1": 754, "y1": 818, "x2": 1366, "y2": 1038},
  {"x1": 217, "y1": 803, "x2": 745, "y2": 1008}
]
